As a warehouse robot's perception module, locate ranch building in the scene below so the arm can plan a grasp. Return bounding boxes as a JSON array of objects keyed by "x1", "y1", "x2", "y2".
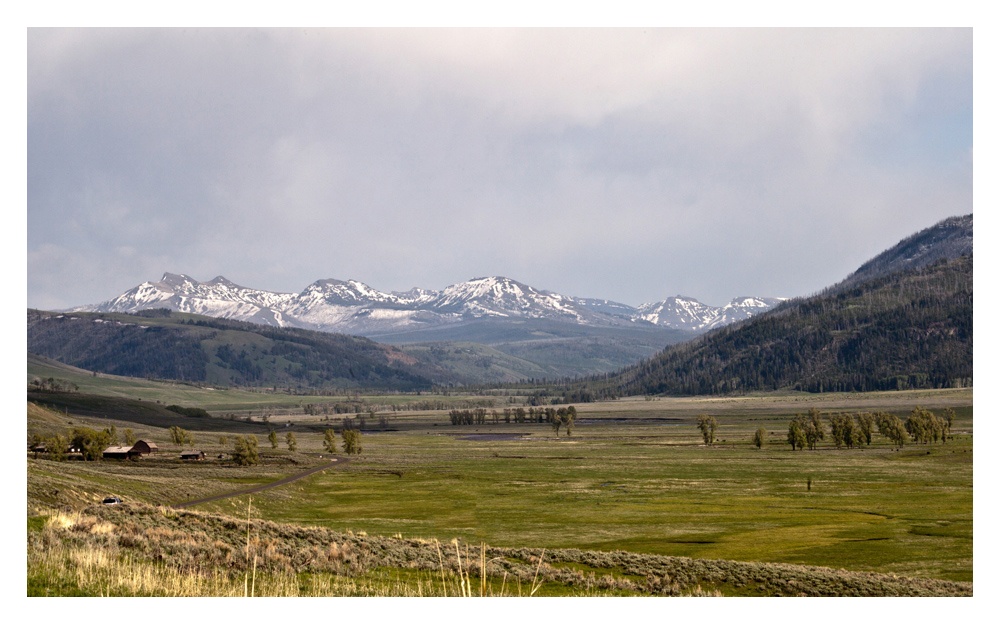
[
  {"x1": 131, "y1": 440, "x2": 159, "y2": 455},
  {"x1": 103, "y1": 445, "x2": 141, "y2": 460}
]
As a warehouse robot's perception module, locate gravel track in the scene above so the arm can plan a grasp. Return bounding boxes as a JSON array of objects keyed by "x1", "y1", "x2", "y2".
[{"x1": 172, "y1": 456, "x2": 348, "y2": 509}]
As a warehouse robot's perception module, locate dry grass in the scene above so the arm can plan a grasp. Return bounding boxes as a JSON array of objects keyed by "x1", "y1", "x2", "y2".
[{"x1": 27, "y1": 502, "x2": 970, "y2": 597}]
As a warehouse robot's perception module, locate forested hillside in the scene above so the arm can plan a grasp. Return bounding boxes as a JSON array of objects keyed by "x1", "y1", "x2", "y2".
[
  {"x1": 27, "y1": 309, "x2": 435, "y2": 391},
  {"x1": 596, "y1": 254, "x2": 971, "y2": 397}
]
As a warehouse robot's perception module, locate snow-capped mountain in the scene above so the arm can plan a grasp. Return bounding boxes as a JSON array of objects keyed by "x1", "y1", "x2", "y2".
[
  {"x1": 90, "y1": 273, "x2": 297, "y2": 327},
  {"x1": 714, "y1": 296, "x2": 787, "y2": 327},
  {"x1": 73, "y1": 273, "x2": 782, "y2": 336},
  {"x1": 432, "y1": 277, "x2": 586, "y2": 322},
  {"x1": 634, "y1": 296, "x2": 719, "y2": 330},
  {"x1": 634, "y1": 295, "x2": 786, "y2": 331}
]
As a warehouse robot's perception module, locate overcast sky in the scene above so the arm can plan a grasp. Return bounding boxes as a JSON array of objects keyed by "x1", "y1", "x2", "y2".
[{"x1": 27, "y1": 27, "x2": 972, "y2": 309}]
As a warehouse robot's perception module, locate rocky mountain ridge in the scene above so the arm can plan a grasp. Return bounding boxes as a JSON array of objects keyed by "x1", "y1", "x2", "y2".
[{"x1": 74, "y1": 274, "x2": 783, "y2": 336}]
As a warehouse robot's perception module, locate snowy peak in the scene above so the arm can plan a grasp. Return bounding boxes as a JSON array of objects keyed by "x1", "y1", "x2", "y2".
[
  {"x1": 712, "y1": 296, "x2": 786, "y2": 327},
  {"x1": 635, "y1": 295, "x2": 783, "y2": 330},
  {"x1": 391, "y1": 287, "x2": 440, "y2": 306},
  {"x1": 433, "y1": 276, "x2": 580, "y2": 320},
  {"x1": 299, "y1": 278, "x2": 403, "y2": 307},
  {"x1": 159, "y1": 272, "x2": 199, "y2": 289},
  {"x1": 635, "y1": 296, "x2": 719, "y2": 329},
  {"x1": 77, "y1": 273, "x2": 296, "y2": 326}
]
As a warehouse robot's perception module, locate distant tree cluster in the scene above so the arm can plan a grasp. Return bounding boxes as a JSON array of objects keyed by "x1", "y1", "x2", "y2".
[
  {"x1": 449, "y1": 406, "x2": 578, "y2": 431},
  {"x1": 449, "y1": 408, "x2": 493, "y2": 425},
  {"x1": 29, "y1": 425, "x2": 120, "y2": 461},
  {"x1": 72, "y1": 426, "x2": 116, "y2": 461},
  {"x1": 165, "y1": 405, "x2": 211, "y2": 418},
  {"x1": 905, "y1": 407, "x2": 951, "y2": 444},
  {"x1": 169, "y1": 426, "x2": 193, "y2": 446},
  {"x1": 341, "y1": 429, "x2": 362, "y2": 454},
  {"x1": 828, "y1": 413, "x2": 865, "y2": 449},
  {"x1": 28, "y1": 377, "x2": 79, "y2": 393},
  {"x1": 231, "y1": 435, "x2": 259, "y2": 466},
  {"x1": 787, "y1": 410, "x2": 825, "y2": 451},
  {"x1": 448, "y1": 405, "x2": 576, "y2": 427},
  {"x1": 876, "y1": 412, "x2": 908, "y2": 448},
  {"x1": 696, "y1": 415, "x2": 718, "y2": 445},
  {"x1": 783, "y1": 407, "x2": 954, "y2": 450},
  {"x1": 323, "y1": 429, "x2": 338, "y2": 454}
]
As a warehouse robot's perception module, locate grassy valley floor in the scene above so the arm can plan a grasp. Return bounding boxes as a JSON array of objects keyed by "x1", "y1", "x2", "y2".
[{"x1": 27, "y1": 390, "x2": 973, "y2": 596}]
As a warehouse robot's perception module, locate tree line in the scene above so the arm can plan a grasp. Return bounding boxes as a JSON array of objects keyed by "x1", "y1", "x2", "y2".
[{"x1": 448, "y1": 406, "x2": 578, "y2": 435}]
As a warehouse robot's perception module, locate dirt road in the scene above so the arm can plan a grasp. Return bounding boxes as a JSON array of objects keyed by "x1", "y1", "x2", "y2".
[{"x1": 172, "y1": 456, "x2": 348, "y2": 509}]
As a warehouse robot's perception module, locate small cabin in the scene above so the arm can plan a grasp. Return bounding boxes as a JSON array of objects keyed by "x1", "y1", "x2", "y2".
[
  {"x1": 180, "y1": 450, "x2": 206, "y2": 461},
  {"x1": 103, "y1": 445, "x2": 140, "y2": 460}
]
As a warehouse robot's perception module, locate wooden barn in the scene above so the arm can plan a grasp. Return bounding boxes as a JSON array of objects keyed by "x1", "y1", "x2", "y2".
[
  {"x1": 131, "y1": 440, "x2": 159, "y2": 455},
  {"x1": 180, "y1": 450, "x2": 206, "y2": 461}
]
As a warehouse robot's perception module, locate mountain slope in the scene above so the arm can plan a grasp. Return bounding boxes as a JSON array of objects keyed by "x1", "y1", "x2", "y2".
[
  {"x1": 834, "y1": 214, "x2": 972, "y2": 291},
  {"x1": 600, "y1": 254, "x2": 971, "y2": 397},
  {"x1": 584, "y1": 214, "x2": 973, "y2": 398}
]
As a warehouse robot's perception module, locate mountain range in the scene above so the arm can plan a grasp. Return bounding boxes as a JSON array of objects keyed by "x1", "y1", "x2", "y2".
[
  {"x1": 35, "y1": 214, "x2": 971, "y2": 392},
  {"x1": 74, "y1": 274, "x2": 783, "y2": 338}
]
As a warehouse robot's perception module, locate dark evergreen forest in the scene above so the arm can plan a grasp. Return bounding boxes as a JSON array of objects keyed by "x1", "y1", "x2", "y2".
[{"x1": 587, "y1": 255, "x2": 971, "y2": 398}]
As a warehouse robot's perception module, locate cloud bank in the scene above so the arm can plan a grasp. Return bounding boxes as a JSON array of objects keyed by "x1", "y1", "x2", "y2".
[{"x1": 28, "y1": 28, "x2": 972, "y2": 309}]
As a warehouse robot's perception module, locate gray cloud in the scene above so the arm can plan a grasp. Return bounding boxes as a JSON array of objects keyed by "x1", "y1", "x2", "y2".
[{"x1": 28, "y1": 28, "x2": 972, "y2": 309}]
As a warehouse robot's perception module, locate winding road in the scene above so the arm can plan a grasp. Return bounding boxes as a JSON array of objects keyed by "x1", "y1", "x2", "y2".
[{"x1": 172, "y1": 456, "x2": 348, "y2": 509}]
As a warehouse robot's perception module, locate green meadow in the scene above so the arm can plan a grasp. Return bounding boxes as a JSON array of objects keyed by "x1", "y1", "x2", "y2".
[
  {"x1": 28, "y1": 388, "x2": 972, "y2": 594},
  {"x1": 191, "y1": 391, "x2": 972, "y2": 583}
]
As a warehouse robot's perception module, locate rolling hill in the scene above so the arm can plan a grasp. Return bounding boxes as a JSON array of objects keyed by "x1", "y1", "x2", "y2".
[{"x1": 27, "y1": 309, "x2": 437, "y2": 391}]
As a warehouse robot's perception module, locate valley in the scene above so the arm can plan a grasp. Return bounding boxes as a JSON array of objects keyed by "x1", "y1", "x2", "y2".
[
  {"x1": 27, "y1": 27, "x2": 975, "y2": 603},
  {"x1": 26, "y1": 215, "x2": 975, "y2": 597},
  {"x1": 27, "y1": 384, "x2": 972, "y2": 596}
]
